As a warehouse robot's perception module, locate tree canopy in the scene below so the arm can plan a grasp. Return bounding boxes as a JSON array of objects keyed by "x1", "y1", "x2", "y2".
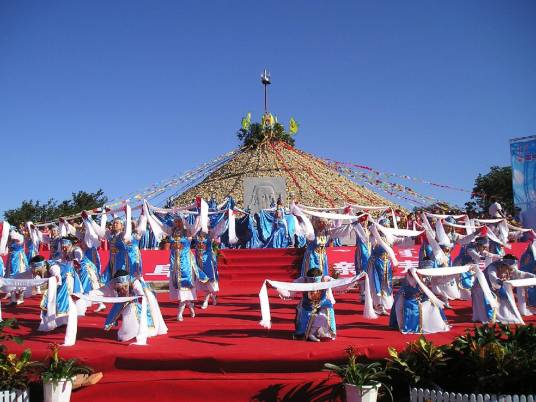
[
  {"x1": 3, "y1": 189, "x2": 108, "y2": 228},
  {"x1": 465, "y1": 166, "x2": 513, "y2": 216}
]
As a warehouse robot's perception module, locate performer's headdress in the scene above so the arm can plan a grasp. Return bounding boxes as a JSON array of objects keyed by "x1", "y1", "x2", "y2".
[
  {"x1": 112, "y1": 216, "x2": 125, "y2": 225},
  {"x1": 502, "y1": 254, "x2": 518, "y2": 268},
  {"x1": 445, "y1": 216, "x2": 456, "y2": 225},
  {"x1": 113, "y1": 269, "x2": 130, "y2": 286},
  {"x1": 305, "y1": 268, "x2": 323, "y2": 283},
  {"x1": 30, "y1": 255, "x2": 47, "y2": 269},
  {"x1": 60, "y1": 236, "x2": 73, "y2": 246},
  {"x1": 475, "y1": 236, "x2": 489, "y2": 246},
  {"x1": 378, "y1": 217, "x2": 390, "y2": 227}
]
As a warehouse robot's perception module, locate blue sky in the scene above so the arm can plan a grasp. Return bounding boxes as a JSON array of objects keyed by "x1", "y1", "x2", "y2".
[{"x1": 1, "y1": 1, "x2": 535, "y2": 214}]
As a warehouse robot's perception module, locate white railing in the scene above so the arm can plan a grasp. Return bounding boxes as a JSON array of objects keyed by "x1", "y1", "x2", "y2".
[
  {"x1": 410, "y1": 388, "x2": 536, "y2": 402},
  {"x1": 0, "y1": 389, "x2": 29, "y2": 402}
]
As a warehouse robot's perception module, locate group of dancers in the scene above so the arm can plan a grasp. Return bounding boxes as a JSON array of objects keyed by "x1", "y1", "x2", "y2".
[
  {"x1": 1, "y1": 198, "x2": 536, "y2": 345},
  {"x1": 291, "y1": 206, "x2": 536, "y2": 340},
  {"x1": 0, "y1": 204, "x2": 221, "y2": 345}
]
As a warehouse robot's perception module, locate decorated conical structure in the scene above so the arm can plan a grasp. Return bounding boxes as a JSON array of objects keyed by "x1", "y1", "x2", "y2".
[
  {"x1": 172, "y1": 139, "x2": 399, "y2": 209},
  {"x1": 170, "y1": 71, "x2": 400, "y2": 210}
]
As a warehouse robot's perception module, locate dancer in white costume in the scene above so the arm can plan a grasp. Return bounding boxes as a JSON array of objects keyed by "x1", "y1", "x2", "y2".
[
  {"x1": 98, "y1": 269, "x2": 167, "y2": 343},
  {"x1": 38, "y1": 255, "x2": 81, "y2": 346},
  {"x1": 390, "y1": 259, "x2": 450, "y2": 334},
  {"x1": 472, "y1": 255, "x2": 535, "y2": 324}
]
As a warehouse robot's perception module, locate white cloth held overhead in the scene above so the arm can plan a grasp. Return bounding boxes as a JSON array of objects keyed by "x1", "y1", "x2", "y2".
[
  {"x1": 259, "y1": 273, "x2": 377, "y2": 329},
  {"x1": 124, "y1": 204, "x2": 132, "y2": 243},
  {"x1": 0, "y1": 221, "x2": 10, "y2": 255},
  {"x1": 290, "y1": 203, "x2": 315, "y2": 241}
]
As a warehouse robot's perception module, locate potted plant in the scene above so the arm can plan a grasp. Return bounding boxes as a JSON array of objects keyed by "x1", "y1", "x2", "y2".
[
  {"x1": 0, "y1": 349, "x2": 39, "y2": 402},
  {"x1": 324, "y1": 346, "x2": 392, "y2": 402},
  {"x1": 0, "y1": 319, "x2": 38, "y2": 402},
  {"x1": 40, "y1": 344, "x2": 93, "y2": 402}
]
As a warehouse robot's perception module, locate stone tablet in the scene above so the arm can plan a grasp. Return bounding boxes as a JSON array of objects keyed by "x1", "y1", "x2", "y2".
[{"x1": 243, "y1": 177, "x2": 286, "y2": 213}]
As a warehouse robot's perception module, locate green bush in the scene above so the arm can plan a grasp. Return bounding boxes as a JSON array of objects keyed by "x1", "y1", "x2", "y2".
[{"x1": 386, "y1": 324, "x2": 536, "y2": 396}]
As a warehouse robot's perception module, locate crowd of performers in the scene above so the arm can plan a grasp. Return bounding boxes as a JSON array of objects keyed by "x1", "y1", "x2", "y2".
[{"x1": 1, "y1": 197, "x2": 536, "y2": 345}]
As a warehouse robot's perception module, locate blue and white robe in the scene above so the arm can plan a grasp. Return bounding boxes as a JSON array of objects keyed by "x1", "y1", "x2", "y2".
[
  {"x1": 195, "y1": 237, "x2": 219, "y2": 293},
  {"x1": 103, "y1": 278, "x2": 167, "y2": 342},
  {"x1": 294, "y1": 276, "x2": 336, "y2": 340},
  {"x1": 354, "y1": 232, "x2": 371, "y2": 274},
  {"x1": 7, "y1": 240, "x2": 28, "y2": 277},
  {"x1": 126, "y1": 237, "x2": 143, "y2": 278},
  {"x1": 102, "y1": 233, "x2": 128, "y2": 284},
  {"x1": 168, "y1": 231, "x2": 208, "y2": 302},
  {"x1": 367, "y1": 244, "x2": 394, "y2": 310},
  {"x1": 389, "y1": 275, "x2": 449, "y2": 334},
  {"x1": 301, "y1": 234, "x2": 330, "y2": 276}
]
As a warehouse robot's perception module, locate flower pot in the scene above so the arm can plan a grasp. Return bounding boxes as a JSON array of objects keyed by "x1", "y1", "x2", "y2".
[
  {"x1": 0, "y1": 389, "x2": 29, "y2": 402},
  {"x1": 43, "y1": 379, "x2": 73, "y2": 402},
  {"x1": 344, "y1": 383, "x2": 380, "y2": 402}
]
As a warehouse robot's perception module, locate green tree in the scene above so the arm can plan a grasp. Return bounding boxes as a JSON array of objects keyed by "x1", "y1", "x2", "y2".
[
  {"x1": 465, "y1": 166, "x2": 513, "y2": 216},
  {"x1": 237, "y1": 122, "x2": 296, "y2": 148},
  {"x1": 3, "y1": 190, "x2": 107, "y2": 227}
]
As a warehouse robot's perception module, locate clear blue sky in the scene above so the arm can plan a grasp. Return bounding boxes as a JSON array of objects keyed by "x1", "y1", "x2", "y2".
[{"x1": 1, "y1": 1, "x2": 535, "y2": 214}]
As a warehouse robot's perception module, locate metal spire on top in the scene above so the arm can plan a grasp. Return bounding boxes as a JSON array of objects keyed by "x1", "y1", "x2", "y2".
[{"x1": 261, "y1": 69, "x2": 271, "y2": 113}]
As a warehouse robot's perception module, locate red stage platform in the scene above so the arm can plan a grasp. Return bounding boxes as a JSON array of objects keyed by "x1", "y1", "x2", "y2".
[{"x1": 2, "y1": 248, "x2": 535, "y2": 401}]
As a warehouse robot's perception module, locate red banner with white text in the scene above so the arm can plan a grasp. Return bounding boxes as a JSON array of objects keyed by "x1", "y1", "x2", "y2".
[{"x1": 3, "y1": 242, "x2": 530, "y2": 282}]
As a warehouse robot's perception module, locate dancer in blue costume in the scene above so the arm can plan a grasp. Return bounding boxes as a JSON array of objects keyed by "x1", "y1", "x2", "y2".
[
  {"x1": 418, "y1": 238, "x2": 434, "y2": 263},
  {"x1": 44, "y1": 224, "x2": 62, "y2": 260},
  {"x1": 453, "y1": 230, "x2": 500, "y2": 299},
  {"x1": 61, "y1": 235, "x2": 105, "y2": 313},
  {"x1": 102, "y1": 270, "x2": 167, "y2": 343},
  {"x1": 165, "y1": 217, "x2": 209, "y2": 321},
  {"x1": 6, "y1": 230, "x2": 28, "y2": 277},
  {"x1": 101, "y1": 217, "x2": 128, "y2": 284},
  {"x1": 125, "y1": 219, "x2": 145, "y2": 278},
  {"x1": 300, "y1": 218, "x2": 333, "y2": 277},
  {"x1": 293, "y1": 268, "x2": 336, "y2": 342},
  {"x1": 520, "y1": 232, "x2": 536, "y2": 308},
  {"x1": 367, "y1": 240, "x2": 393, "y2": 315},
  {"x1": 389, "y1": 259, "x2": 450, "y2": 334},
  {"x1": 428, "y1": 218, "x2": 485, "y2": 306},
  {"x1": 4, "y1": 229, "x2": 30, "y2": 305},
  {"x1": 139, "y1": 225, "x2": 158, "y2": 250},
  {"x1": 5, "y1": 240, "x2": 43, "y2": 306},
  {"x1": 38, "y1": 256, "x2": 82, "y2": 346},
  {"x1": 366, "y1": 219, "x2": 409, "y2": 315},
  {"x1": 194, "y1": 231, "x2": 220, "y2": 309},
  {"x1": 264, "y1": 204, "x2": 289, "y2": 248},
  {"x1": 353, "y1": 216, "x2": 371, "y2": 274},
  {"x1": 23, "y1": 222, "x2": 41, "y2": 262}
]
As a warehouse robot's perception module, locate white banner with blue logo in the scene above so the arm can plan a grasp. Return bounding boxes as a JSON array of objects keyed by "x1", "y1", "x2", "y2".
[{"x1": 510, "y1": 135, "x2": 536, "y2": 230}]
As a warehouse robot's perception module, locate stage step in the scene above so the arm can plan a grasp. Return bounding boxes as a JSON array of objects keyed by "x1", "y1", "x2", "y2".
[{"x1": 218, "y1": 249, "x2": 303, "y2": 284}]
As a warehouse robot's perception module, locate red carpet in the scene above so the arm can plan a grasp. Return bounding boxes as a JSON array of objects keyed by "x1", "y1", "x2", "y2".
[{"x1": 2, "y1": 248, "x2": 535, "y2": 401}]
